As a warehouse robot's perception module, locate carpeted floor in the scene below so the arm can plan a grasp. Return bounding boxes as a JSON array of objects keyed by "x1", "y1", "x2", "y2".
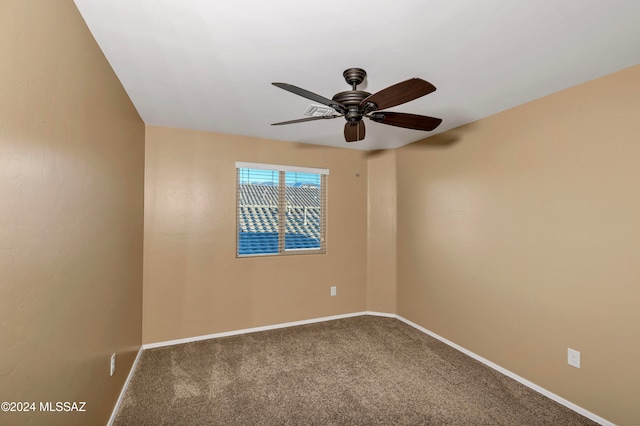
[{"x1": 114, "y1": 316, "x2": 597, "y2": 425}]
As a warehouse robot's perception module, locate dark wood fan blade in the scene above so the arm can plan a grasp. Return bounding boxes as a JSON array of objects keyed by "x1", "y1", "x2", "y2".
[
  {"x1": 369, "y1": 112, "x2": 442, "y2": 131},
  {"x1": 360, "y1": 78, "x2": 436, "y2": 111},
  {"x1": 344, "y1": 121, "x2": 365, "y2": 142},
  {"x1": 272, "y1": 115, "x2": 341, "y2": 126},
  {"x1": 272, "y1": 83, "x2": 346, "y2": 112}
]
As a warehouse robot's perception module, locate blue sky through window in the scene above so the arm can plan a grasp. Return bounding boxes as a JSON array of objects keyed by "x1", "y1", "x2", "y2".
[
  {"x1": 238, "y1": 168, "x2": 320, "y2": 187},
  {"x1": 285, "y1": 172, "x2": 320, "y2": 187},
  {"x1": 238, "y1": 168, "x2": 278, "y2": 185}
]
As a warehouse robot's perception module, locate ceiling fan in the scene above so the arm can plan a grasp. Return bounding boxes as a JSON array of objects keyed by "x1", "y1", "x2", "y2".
[{"x1": 271, "y1": 68, "x2": 442, "y2": 143}]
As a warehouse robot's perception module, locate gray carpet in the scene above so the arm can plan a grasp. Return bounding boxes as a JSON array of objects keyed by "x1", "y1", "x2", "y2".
[{"x1": 115, "y1": 316, "x2": 597, "y2": 425}]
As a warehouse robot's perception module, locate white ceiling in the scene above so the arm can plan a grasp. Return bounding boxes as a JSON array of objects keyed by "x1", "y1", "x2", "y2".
[{"x1": 74, "y1": 0, "x2": 640, "y2": 151}]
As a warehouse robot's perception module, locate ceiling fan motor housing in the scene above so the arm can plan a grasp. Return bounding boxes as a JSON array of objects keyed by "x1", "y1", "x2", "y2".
[
  {"x1": 331, "y1": 68, "x2": 371, "y2": 122},
  {"x1": 333, "y1": 90, "x2": 371, "y2": 122}
]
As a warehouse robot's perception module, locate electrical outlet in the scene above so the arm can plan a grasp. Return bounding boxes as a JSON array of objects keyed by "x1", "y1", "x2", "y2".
[
  {"x1": 110, "y1": 353, "x2": 116, "y2": 376},
  {"x1": 567, "y1": 348, "x2": 580, "y2": 368},
  {"x1": 330, "y1": 286, "x2": 336, "y2": 296}
]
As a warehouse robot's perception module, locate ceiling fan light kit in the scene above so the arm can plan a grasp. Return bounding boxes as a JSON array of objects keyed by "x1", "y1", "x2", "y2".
[{"x1": 272, "y1": 68, "x2": 442, "y2": 143}]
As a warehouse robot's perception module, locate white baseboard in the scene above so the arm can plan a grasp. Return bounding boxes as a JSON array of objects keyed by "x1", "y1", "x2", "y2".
[
  {"x1": 113, "y1": 311, "x2": 614, "y2": 426},
  {"x1": 107, "y1": 347, "x2": 144, "y2": 426},
  {"x1": 395, "y1": 315, "x2": 614, "y2": 426},
  {"x1": 142, "y1": 311, "x2": 381, "y2": 350}
]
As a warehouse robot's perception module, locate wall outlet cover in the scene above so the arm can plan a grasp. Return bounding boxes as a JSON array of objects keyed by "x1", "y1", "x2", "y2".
[{"x1": 568, "y1": 348, "x2": 580, "y2": 368}]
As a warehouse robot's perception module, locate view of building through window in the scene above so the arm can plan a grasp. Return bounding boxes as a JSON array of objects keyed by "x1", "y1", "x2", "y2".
[{"x1": 237, "y1": 166, "x2": 325, "y2": 256}]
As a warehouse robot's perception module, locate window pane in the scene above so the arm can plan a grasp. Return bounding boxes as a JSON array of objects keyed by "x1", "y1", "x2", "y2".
[
  {"x1": 238, "y1": 168, "x2": 279, "y2": 255},
  {"x1": 284, "y1": 172, "x2": 321, "y2": 250}
]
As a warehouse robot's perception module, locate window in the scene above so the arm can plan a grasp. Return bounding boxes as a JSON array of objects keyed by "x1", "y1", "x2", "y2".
[{"x1": 236, "y1": 162, "x2": 328, "y2": 257}]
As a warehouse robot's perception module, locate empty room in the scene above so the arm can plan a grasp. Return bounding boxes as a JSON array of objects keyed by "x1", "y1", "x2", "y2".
[{"x1": 1, "y1": 0, "x2": 639, "y2": 425}]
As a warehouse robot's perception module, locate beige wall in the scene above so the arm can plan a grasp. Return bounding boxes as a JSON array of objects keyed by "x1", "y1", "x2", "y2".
[
  {"x1": 396, "y1": 65, "x2": 640, "y2": 425},
  {"x1": 143, "y1": 126, "x2": 368, "y2": 343},
  {"x1": 0, "y1": 1, "x2": 145, "y2": 425},
  {"x1": 366, "y1": 150, "x2": 397, "y2": 312}
]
